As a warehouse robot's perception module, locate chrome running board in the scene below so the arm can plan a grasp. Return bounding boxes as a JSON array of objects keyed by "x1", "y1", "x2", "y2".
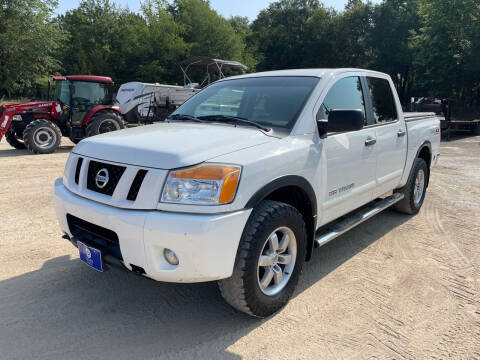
[{"x1": 315, "y1": 193, "x2": 404, "y2": 247}]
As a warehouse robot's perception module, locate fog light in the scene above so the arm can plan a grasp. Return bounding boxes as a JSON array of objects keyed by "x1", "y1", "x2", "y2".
[{"x1": 163, "y1": 248, "x2": 179, "y2": 265}]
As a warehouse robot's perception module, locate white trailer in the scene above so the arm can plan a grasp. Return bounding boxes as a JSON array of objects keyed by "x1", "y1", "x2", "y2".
[
  {"x1": 116, "y1": 82, "x2": 199, "y2": 123},
  {"x1": 116, "y1": 57, "x2": 248, "y2": 123}
]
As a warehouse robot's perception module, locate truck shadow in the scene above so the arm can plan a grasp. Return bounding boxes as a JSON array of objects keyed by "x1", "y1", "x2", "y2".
[
  {"x1": 0, "y1": 145, "x2": 74, "y2": 157},
  {"x1": 0, "y1": 210, "x2": 410, "y2": 360}
]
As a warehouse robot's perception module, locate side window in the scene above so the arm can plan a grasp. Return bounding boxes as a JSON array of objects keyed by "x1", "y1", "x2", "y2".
[
  {"x1": 317, "y1": 76, "x2": 367, "y2": 126},
  {"x1": 367, "y1": 77, "x2": 397, "y2": 123}
]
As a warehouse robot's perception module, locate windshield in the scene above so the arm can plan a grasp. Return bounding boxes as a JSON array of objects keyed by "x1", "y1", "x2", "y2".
[
  {"x1": 72, "y1": 81, "x2": 113, "y2": 105},
  {"x1": 54, "y1": 80, "x2": 70, "y2": 104},
  {"x1": 173, "y1": 76, "x2": 319, "y2": 129}
]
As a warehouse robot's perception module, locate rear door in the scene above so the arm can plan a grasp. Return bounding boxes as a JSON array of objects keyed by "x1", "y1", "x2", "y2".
[
  {"x1": 318, "y1": 76, "x2": 378, "y2": 225},
  {"x1": 365, "y1": 76, "x2": 407, "y2": 197}
]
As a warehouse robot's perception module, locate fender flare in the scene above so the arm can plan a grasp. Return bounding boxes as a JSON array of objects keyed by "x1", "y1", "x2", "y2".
[
  {"x1": 404, "y1": 141, "x2": 432, "y2": 188},
  {"x1": 81, "y1": 106, "x2": 122, "y2": 126},
  {"x1": 245, "y1": 175, "x2": 318, "y2": 261}
]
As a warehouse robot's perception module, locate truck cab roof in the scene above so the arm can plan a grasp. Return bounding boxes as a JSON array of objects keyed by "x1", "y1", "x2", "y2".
[
  {"x1": 52, "y1": 75, "x2": 113, "y2": 84},
  {"x1": 223, "y1": 68, "x2": 389, "y2": 81}
]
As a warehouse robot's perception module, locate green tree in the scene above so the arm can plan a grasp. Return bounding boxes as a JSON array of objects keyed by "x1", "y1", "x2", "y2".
[
  {"x1": 170, "y1": 0, "x2": 244, "y2": 61},
  {"x1": 303, "y1": 6, "x2": 337, "y2": 68},
  {"x1": 250, "y1": 0, "x2": 319, "y2": 70},
  {"x1": 136, "y1": 0, "x2": 189, "y2": 83},
  {"x1": 58, "y1": 0, "x2": 188, "y2": 84},
  {"x1": 369, "y1": 0, "x2": 421, "y2": 103},
  {"x1": 330, "y1": 0, "x2": 374, "y2": 68},
  {"x1": 0, "y1": 0, "x2": 66, "y2": 97},
  {"x1": 229, "y1": 16, "x2": 258, "y2": 70},
  {"x1": 413, "y1": 0, "x2": 480, "y2": 113},
  {"x1": 57, "y1": 0, "x2": 132, "y2": 77}
]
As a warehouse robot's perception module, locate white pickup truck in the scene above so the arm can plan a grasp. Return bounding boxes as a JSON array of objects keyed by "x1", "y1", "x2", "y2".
[{"x1": 54, "y1": 69, "x2": 440, "y2": 317}]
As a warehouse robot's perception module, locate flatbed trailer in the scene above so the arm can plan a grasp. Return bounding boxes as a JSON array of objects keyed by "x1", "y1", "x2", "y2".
[{"x1": 440, "y1": 117, "x2": 480, "y2": 136}]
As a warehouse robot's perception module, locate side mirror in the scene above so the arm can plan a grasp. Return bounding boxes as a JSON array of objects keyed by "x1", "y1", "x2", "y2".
[{"x1": 318, "y1": 110, "x2": 364, "y2": 136}]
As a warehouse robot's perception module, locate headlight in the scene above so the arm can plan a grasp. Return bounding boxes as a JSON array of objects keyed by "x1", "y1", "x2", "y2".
[
  {"x1": 161, "y1": 163, "x2": 241, "y2": 205},
  {"x1": 12, "y1": 115, "x2": 22, "y2": 121}
]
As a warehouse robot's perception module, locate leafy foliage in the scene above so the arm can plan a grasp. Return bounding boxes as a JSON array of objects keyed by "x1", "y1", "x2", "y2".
[{"x1": 0, "y1": 0, "x2": 66, "y2": 97}]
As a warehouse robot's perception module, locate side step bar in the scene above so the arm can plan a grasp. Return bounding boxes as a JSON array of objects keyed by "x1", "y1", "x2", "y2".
[{"x1": 315, "y1": 193, "x2": 404, "y2": 247}]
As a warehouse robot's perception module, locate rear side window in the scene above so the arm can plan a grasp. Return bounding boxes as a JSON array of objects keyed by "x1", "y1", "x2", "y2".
[
  {"x1": 317, "y1": 76, "x2": 367, "y2": 125},
  {"x1": 367, "y1": 77, "x2": 397, "y2": 123}
]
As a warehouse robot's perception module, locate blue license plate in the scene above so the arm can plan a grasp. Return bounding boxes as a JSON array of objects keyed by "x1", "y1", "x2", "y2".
[{"x1": 78, "y1": 241, "x2": 103, "y2": 272}]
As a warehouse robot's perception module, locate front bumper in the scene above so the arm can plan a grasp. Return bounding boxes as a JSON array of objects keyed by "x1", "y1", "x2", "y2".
[{"x1": 54, "y1": 178, "x2": 251, "y2": 282}]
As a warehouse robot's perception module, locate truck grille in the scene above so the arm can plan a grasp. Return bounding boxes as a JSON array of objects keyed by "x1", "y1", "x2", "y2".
[
  {"x1": 87, "y1": 160, "x2": 126, "y2": 196},
  {"x1": 74, "y1": 157, "x2": 83, "y2": 184},
  {"x1": 127, "y1": 169, "x2": 148, "y2": 201}
]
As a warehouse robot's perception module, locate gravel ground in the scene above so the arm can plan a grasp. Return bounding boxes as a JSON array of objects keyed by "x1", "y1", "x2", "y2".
[{"x1": 0, "y1": 134, "x2": 479, "y2": 360}]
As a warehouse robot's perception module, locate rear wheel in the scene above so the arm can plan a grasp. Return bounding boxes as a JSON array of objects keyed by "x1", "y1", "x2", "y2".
[
  {"x1": 23, "y1": 119, "x2": 61, "y2": 154},
  {"x1": 86, "y1": 111, "x2": 124, "y2": 137},
  {"x1": 218, "y1": 200, "x2": 307, "y2": 317},
  {"x1": 5, "y1": 128, "x2": 26, "y2": 149},
  {"x1": 394, "y1": 158, "x2": 428, "y2": 215}
]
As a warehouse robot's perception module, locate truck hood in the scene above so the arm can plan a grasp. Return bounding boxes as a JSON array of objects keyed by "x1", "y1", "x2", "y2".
[{"x1": 73, "y1": 122, "x2": 274, "y2": 169}]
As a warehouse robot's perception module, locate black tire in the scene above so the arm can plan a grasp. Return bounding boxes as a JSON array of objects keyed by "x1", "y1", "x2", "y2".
[
  {"x1": 5, "y1": 129, "x2": 26, "y2": 149},
  {"x1": 394, "y1": 158, "x2": 429, "y2": 215},
  {"x1": 218, "y1": 200, "x2": 307, "y2": 317},
  {"x1": 86, "y1": 111, "x2": 124, "y2": 137},
  {"x1": 23, "y1": 119, "x2": 61, "y2": 154}
]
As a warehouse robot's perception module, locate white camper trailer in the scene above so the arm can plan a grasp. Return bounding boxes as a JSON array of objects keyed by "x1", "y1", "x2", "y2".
[
  {"x1": 116, "y1": 57, "x2": 248, "y2": 123},
  {"x1": 116, "y1": 82, "x2": 199, "y2": 123}
]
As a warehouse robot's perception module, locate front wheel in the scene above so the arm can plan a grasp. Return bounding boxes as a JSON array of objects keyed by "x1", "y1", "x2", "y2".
[
  {"x1": 5, "y1": 128, "x2": 26, "y2": 149},
  {"x1": 219, "y1": 200, "x2": 307, "y2": 317},
  {"x1": 394, "y1": 158, "x2": 429, "y2": 215},
  {"x1": 23, "y1": 119, "x2": 61, "y2": 154}
]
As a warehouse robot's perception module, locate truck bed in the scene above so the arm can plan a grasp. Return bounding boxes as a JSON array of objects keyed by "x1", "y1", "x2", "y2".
[{"x1": 400, "y1": 112, "x2": 441, "y2": 187}]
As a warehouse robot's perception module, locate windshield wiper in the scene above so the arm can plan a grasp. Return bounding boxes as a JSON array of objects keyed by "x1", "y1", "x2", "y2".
[
  {"x1": 167, "y1": 114, "x2": 206, "y2": 123},
  {"x1": 198, "y1": 114, "x2": 271, "y2": 132}
]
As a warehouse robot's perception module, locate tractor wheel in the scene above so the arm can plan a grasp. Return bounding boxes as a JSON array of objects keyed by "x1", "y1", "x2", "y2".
[
  {"x1": 86, "y1": 111, "x2": 124, "y2": 137},
  {"x1": 23, "y1": 119, "x2": 61, "y2": 154},
  {"x1": 5, "y1": 129, "x2": 26, "y2": 149}
]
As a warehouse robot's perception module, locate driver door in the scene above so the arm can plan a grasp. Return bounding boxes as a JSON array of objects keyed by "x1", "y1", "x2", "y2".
[
  {"x1": 318, "y1": 76, "x2": 377, "y2": 225},
  {"x1": 71, "y1": 81, "x2": 107, "y2": 126}
]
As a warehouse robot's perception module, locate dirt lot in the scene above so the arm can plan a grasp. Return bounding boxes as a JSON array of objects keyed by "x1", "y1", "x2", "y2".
[{"x1": 0, "y1": 134, "x2": 479, "y2": 360}]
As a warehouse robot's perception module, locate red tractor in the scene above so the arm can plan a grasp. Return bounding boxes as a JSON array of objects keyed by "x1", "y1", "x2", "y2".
[{"x1": 0, "y1": 75, "x2": 124, "y2": 154}]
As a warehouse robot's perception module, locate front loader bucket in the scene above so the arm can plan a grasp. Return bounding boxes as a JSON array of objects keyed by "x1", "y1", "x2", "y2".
[{"x1": 0, "y1": 106, "x2": 13, "y2": 142}]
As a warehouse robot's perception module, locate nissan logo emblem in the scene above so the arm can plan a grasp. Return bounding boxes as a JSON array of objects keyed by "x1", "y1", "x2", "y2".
[{"x1": 95, "y1": 168, "x2": 109, "y2": 189}]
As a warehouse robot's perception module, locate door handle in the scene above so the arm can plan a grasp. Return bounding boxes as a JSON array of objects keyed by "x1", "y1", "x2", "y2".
[
  {"x1": 397, "y1": 129, "x2": 406, "y2": 137},
  {"x1": 365, "y1": 137, "x2": 377, "y2": 146}
]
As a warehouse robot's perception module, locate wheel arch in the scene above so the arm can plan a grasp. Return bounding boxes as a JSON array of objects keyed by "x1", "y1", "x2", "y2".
[
  {"x1": 405, "y1": 141, "x2": 432, "y2": 188},
  {"x1": 245, "y1": 175, "x2": 317, "y2": 261},
  {"x1": 81, "y1": 106, "x2": 122, "y2": 126}
]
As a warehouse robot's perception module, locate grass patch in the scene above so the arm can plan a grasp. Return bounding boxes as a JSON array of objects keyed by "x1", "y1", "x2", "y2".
[{"x1": 0, "y1": 98, "x2": 28, "y2": 106}]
